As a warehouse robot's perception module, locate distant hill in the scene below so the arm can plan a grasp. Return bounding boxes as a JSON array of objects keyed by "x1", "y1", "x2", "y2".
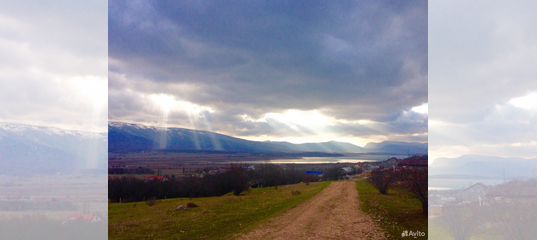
[
  {"x1": 109, "y1": 122, "x2": 427, "y2": 155},
  {"x1": 0, "y1": 123, "x2": 107, "y2": 175},
  {"x1": 430, "y1": 155, "x2": 537, "y2": 179},
  {"x1": 364, "y1": 141, "x2": 427, "y2": 155}
]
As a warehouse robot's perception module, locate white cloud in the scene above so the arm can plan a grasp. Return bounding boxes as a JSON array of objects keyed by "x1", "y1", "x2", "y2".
[
  {"x1": 147, "y1": 93, "x2": 214, "y2": 116},
  {"x1": 411, "y1": 103, "x2": 428, "y2": 115},
  {"x1": 509, "y1": 92, "x2": 537, "y2": 111},
  {"x1": 260, "y1": 110, "x2": 334, "y2": 130}
]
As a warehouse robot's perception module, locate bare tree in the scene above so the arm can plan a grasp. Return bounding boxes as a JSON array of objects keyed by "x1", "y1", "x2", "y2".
[
  {"x1": 400, "y1": 167, "x2": 428, "y2": 215},
  {"x1": 369, "y1": 168, "x2": 397, "y2": 194}
]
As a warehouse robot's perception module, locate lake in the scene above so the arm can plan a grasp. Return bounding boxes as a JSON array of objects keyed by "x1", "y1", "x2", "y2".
[
  {"x1": 227, "y1": 154, "x2": 408, "y2": 164},
  {"x1": 428, "y1": 176, "x2": 508, "y2": 191}
]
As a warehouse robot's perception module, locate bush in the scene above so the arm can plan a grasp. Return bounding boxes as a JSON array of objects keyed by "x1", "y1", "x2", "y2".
[
  {"x1": 146, "y1": 197, "x2": 157, "y2": 207},
  {"x1": 186, "y1": 202, "x2": 198, "y2": 208},
  {"x1": 323, "y1": 167, "x2": 345, "y2": 180}
]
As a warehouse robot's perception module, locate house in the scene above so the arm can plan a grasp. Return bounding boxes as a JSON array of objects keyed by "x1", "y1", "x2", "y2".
[
  {"x1": 360, "y1": 163, "x2": 380, "y2": 172},
  {"x1": 144, "y1": 175, "x2": 167, "y2": 182},
  {"x1": 341, "y1": 167, "x2": 353, "y2": 173}
]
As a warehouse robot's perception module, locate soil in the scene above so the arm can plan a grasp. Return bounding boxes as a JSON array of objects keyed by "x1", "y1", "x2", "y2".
[{"x1": 237, "y1": 181, "x2": 387, "y2": 240}]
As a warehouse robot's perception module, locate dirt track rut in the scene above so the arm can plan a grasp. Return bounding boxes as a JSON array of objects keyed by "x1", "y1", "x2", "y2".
[{"x1": 237, "y1": 181, "x2": 387, "y2": 240}]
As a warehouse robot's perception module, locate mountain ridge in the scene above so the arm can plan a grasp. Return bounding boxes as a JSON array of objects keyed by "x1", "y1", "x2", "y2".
[
  {"x1": 430, "y1": 154, "x2": 537, "y2": 178},
  {"x1": 0, "y1": 122, "x2": 107, "y2": 175},
  {"x1": 109, "y1": 121, "x2": 427, "y2": 155}
]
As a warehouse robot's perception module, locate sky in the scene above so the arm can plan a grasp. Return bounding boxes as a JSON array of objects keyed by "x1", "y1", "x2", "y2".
[
  {"x1": 0, "y1": 1, "x2": 108, "y2": 133},
  {"x1": 429, "y1": 0, "x2": 537, "y2": 162},
  {"x1": 109, "y1": 0, "x2": 428, "y2": 147}
]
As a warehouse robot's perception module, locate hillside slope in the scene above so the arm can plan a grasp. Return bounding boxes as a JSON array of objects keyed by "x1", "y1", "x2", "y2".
[
  {"x1": 0, "y1": 123, "x2": 107, "y2": 175},
  {"x1": 109, "y1": 122, "x2": 427, "y2": 155},
  {"x1": 109, "y1": 182, "x2": 329, "y2": 240}
]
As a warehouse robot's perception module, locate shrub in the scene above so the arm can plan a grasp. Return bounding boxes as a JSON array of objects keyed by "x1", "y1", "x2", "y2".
[
  {"x1": 223, "y1": 166, "x2": 249, "y2": 196},
  {"x1": 186, "y1": 202, "x2": 199, "y2": 208},
  {"x1": 323, "y1": 167, "x2": 345, "y2": 180},
  {"x1": 146, "y1": 197, "x2": 157, "y2": 207}
]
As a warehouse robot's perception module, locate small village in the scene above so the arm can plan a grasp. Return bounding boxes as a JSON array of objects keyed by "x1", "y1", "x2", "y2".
[{"x1": 429, "y1": 179, "x2": 537, "y2": 238}]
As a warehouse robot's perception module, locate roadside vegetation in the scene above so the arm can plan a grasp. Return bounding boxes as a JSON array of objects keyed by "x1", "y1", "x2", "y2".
[
  {"x1": 109, "y1": 181, "x2": 330, "y2": 240},
  {"x1": 356, "y1": 179, "x2": 427, "y2": 240},
  {"x1": 368, "y1": 156, "x2": 428, "y2": 215}
]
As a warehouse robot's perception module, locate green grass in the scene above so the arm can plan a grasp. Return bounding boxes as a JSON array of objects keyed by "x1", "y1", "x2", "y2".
[
  {"x1": 428, "y1": 221, "x2": 455, "y2": 240},
  {"x1": 109, "y1": 182, "x2": 330, "y2": 240},
  {"x1": 356, "y1": 179, "x2": 427, "y2": 240},
  {"x1": 428, "y1": 218, "x2": 502, "y2": 240}
]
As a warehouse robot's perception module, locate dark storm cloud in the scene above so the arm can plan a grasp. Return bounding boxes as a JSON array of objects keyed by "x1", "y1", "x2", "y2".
[{"x1": 109, "y1": 0, "x2": 428, "y2": 141}]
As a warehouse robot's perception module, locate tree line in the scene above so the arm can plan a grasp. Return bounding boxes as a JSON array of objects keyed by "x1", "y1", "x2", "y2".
[{"x1": 109, "y1": 164, "x2": 349, "y2": 202}]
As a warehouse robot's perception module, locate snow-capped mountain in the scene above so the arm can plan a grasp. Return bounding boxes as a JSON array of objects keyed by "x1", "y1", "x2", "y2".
[{"x1": 0, "y1": 123, "x2": 107, "y2": 175}]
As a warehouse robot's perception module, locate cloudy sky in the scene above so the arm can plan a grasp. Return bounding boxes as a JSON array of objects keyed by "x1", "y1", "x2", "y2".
[
  {"x1": 0, "y1": 1, "x2": 108, "y2": 132},
  {"x1": 429, "y1": 0, "x2": 537, "y2": 162},
  {"x1": 109, "y1": 0, "x2": 428, "y2": 146}
]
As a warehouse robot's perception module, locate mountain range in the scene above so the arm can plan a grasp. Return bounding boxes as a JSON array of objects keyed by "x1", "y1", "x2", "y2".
[
  {"x1": 109, "y1": 122, "x2": 427, "y2": 155},
  {"x1": 0, "y1": 123, "x2": 107, "y2": 175},
  {"x1": 430, "y1": 155, "x2": 537, "y2": 179},
  {"x1": 0, "y1": 122, "x2": 427, "y2": 175}
]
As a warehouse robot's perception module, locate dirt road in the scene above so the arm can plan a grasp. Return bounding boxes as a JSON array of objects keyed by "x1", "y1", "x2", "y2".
[{"x1": 237, "y1": 181, "x2": 387, "y2": 240}]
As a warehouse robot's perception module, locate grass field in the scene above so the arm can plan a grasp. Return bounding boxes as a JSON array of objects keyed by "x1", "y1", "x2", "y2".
[
  {"x1": 428, "y1": 221, "x2": 456, "y2": 240},
  {"x1": 356, "y1": 179, "x2": 427, "y2": 240},
  {"x1": 428, "y1": 219, "x2": 501, "y2": 240},
  {"x1": 109, "y1": 181, "x2": 330, "y2": 240}
]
